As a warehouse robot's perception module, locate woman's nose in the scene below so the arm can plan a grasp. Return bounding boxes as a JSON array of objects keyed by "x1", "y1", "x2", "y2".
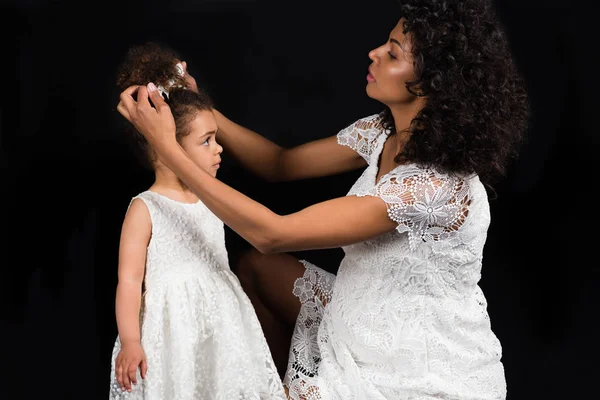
[{"x1": 368, "y1": 48, "x2": 379, "y2": 63}]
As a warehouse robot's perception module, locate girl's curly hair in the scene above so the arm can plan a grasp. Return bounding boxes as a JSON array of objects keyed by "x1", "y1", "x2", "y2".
[
  {"x1": 382, "y1": 0, "x2": 529, "y2": 186},
  {"x1": 116, "y1": 42, "x2": 213, "y2": 170}
]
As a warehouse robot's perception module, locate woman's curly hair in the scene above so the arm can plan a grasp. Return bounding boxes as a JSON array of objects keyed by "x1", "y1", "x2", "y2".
[
  {"x1": 382, "y1": 0, "x2": 529, "y2": 186},
  {"x1": 116, "y1": 42, "x2": 213, "y2": 170}
]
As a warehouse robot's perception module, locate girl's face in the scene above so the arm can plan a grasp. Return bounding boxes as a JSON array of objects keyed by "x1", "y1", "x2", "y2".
[
  {"x1": 179, "y1": 110, "x2": 223, "y2": 177},
  {"x1": 366, "y1": 19, "x2": 420, "y2": 106}
]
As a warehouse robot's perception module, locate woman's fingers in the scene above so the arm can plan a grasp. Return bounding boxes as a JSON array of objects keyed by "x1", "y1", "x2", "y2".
[
  {"x1": 179, "y1": 62, "x2": 199, "y2": 93},
  {"x1": 116, "y1": 100, "x2": 130, "y2": 121},
  {"x1": 135, "y1": 85, "x2": 151, "y2": 109},
  {"x1": 119, "y1": 85, "x2": 140, "y2": 109},
  {"x1": 117, "y1": 85, "x2": 140, "y2": 121},
  {"x1": 146, "y1": 83, "x2": 169, "y2": 113}
]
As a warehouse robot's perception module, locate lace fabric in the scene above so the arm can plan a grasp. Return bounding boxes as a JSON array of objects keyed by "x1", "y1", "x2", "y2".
[
  {"x1": 109, "y1": 191, "x2": 286, "y2": 400},
  {"x1": 285, "y1": 114, "x2": 506, "y2": 400}
]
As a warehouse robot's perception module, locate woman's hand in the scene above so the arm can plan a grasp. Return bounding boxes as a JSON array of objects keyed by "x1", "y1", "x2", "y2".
[
  {"x1": 115, "y1": 341, "x2": 148, "y2": 392},
  {"x1": 180, "y1": 61, "x2": 199, "y2": 93},
  {"x1": 117, "y1": 83, "x2": 177, "y2": 148}
]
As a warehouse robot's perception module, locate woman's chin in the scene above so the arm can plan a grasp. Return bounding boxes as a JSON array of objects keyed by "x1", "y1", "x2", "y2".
[
  {"x1": 365, "y1": 83, "x2": 377, "y2": 97},
  {"x1": 365, "y1": 85, "x2": 382, "y2": 103}
]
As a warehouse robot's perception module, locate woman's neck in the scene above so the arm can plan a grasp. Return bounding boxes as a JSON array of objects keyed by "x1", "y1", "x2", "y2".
[
  {"x1": 389, "y1": 97, "x2": 425, "y2": 135},
  {"x1": 388, "y1": 98, "x2": 425, "y2": 149}
]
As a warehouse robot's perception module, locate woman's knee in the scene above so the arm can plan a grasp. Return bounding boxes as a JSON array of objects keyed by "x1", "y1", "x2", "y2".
[
  {"x1": 237, "y1": 249, "x2": 305, "y2": 322},
  {"x1": 236, "y1": 247, "x2": 278, "y2": 291},
  {"x1": 236, "y1": 248, "x2": 259, "y2": 288},
  {"x1": 237, "y1": 247, "x2": 267, "y2": 274}
]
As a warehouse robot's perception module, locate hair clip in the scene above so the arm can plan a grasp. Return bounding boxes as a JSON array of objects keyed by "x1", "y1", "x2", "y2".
[{"x1": 155, "y1": 63, "x2": 187, "y2": 99}]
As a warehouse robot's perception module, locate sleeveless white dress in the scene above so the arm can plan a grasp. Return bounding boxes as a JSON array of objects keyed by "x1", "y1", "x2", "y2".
[
  {"x1": 109, "y1": 191, "x2": 286, "y2": 400},
  {"x1": 285, "y1": 114, "x2": 506, "y2": 400}
]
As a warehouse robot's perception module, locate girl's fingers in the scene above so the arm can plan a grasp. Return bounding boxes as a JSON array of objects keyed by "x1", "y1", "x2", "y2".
[
  {"x1": 115, "y1": 364, "x2": 123, "y2": 389},
  {"x1": 128, "y1": 364, "x2": 138, "y2": 387},
  {"x1": 121, "y1": 362, "x2": 131, "y2": 391},
  {"x1": 140, "y1": 358, "x2": 148, "y2": 379}
]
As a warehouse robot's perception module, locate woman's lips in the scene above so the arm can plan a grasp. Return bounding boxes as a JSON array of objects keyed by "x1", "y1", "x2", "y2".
[{"x1": 367, "y1": 68, "x2": 375, "y2": 82}]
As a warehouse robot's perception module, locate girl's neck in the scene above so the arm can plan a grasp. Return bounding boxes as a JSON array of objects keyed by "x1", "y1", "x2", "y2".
[{"x1": 151, "y1": 167, "x2": 197, "y2": 201}]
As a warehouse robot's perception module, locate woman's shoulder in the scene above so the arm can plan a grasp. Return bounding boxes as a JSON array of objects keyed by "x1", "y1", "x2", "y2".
[
  {"x1": 343, "y1": 112, "x2": 387, "y2": 132},
  {"x1": 337, "y1": 112, "x2": 389, "y2": 162},
  {"x1": 383, "y1": 164, "x2": 484, "y2": 192}
]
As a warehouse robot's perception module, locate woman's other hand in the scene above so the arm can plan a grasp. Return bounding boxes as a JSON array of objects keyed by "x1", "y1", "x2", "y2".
[{"x1": 117, "y1": 83, "x2": 177, "y2": 148}]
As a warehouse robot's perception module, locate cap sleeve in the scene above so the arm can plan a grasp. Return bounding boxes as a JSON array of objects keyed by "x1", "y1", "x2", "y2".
[
  {"x1": 360, "y1": 165, "x2": 472, "y2": 250},
  {"x1": 336, "y1": 113, "x2": 388, "y2": 164}
]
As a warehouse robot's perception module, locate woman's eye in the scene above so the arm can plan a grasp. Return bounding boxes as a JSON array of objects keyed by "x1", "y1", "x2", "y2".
[{"x1": 388, "y1": 52, "x2": 397, "y2": 59}]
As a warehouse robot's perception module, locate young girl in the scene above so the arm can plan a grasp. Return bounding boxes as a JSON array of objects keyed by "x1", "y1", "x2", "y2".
[{"x1": 108, "y1": 42, "x2": 286, "y2": 400}]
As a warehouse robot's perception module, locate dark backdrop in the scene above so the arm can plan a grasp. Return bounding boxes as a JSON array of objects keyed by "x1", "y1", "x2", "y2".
[{"x1": 2, "y1": 0, "x2": 598, "y2": 399}]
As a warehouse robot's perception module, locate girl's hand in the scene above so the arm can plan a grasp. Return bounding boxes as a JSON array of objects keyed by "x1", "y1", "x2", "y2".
[
  {"x1": 115, "y1": 341, "x2": 148, "y2": 392},
  {"x1": 117, "y1": 83, "x2": 177, "y2": 149}
]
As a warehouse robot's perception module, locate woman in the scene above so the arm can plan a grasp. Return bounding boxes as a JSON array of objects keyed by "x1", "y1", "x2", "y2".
[{"x1": 117, "y1": 0, "x2": 529, "y2": 398}]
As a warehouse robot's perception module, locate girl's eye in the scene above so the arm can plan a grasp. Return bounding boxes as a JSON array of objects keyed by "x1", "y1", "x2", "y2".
[{"x1": 202, "y1": 138, "x2": 210, "y2": 146}]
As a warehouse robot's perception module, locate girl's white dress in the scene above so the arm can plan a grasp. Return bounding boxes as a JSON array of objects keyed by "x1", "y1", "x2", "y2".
[
  {"x1": 284, "y1": 114, "x2": 507, "y2": 400},
  {"x1": 109, "y1": 191, "x2": 286, "y2": 400}
]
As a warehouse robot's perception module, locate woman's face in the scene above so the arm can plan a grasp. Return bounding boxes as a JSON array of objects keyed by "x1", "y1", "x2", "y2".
[
  {"x1": 179, "y1": 110, "x2": 223, "y2": 177},
  {"x1": 366, "y1": 19, "x2": 419, "y2": 106}
]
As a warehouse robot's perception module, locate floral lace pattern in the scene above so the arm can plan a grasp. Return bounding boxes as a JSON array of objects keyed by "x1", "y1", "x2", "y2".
[
  {"x1": 109, "y1": 191, "x2": 286, "y2": 400},
  {"x1": 335, "y1": 113, "x2": 389, "y2": 163},
  {"x1": 284, "y1": 260, "x2": 335, "y2": 396},
  {"x1": 285, "y1": 115, "x2": 505, "y2": 400},
  {"x1": 362, "y1": 165, "x2": 472, "y2": 252}
]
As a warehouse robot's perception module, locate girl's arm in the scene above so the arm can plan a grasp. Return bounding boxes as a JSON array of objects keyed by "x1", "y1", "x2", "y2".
[
  {"x1": 115, "y1": 198, "x2": 150, "y2": 346},
  {"x1": 114, "y1": 198, "x2": 151, "y2": 392}
]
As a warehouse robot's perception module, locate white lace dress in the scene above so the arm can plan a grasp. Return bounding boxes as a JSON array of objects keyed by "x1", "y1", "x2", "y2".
[
  {"x1": 109, "y1": 191, "x2": 286, "y2": 400},
  {"x1": 284, "y1": 114, "x2": 506, "y2": 400}
]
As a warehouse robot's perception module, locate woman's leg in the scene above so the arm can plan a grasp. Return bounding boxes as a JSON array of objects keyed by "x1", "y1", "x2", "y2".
[{"x1": 236, "y1": 248, "x2": 306, "y2": 377}]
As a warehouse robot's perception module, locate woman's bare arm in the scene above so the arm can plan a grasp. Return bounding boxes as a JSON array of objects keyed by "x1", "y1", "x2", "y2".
[
  {"x1": 214, "y1": 109, "x2": 366, "y2": 182},
  {"x1": 155, "y1": 141, "x2": 395, "y2": 253},
  {"x1": 118, "y1": 85, "x2": 393, "y2": 253}
]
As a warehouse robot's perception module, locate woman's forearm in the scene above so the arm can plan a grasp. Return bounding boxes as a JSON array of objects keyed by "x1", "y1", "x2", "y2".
[
  {"x1": 156, "y1": 139, "x2": 282, "y2": 252},
  {"x1": 115, "y1": 281, "x2": 143, "y2": 344},
  {"x1": 213, "y1": 109, "x2": 285, "y2": 182}
]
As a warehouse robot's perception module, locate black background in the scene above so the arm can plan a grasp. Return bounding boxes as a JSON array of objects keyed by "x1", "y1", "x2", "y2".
[{"x1": 2, "y1": 0, "x2": 598, "y2": 398}]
